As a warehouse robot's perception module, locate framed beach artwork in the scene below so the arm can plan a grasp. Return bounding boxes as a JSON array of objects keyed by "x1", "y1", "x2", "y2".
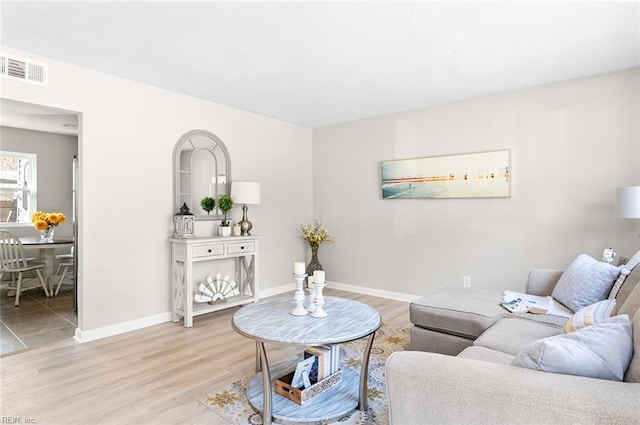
[{"x1": 381, "y1": 150, "x2": 510, "y2": 199}]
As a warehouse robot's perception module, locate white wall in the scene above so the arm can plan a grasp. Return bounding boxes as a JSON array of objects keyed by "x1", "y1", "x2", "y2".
[
  {"x1": 1, "y1": 46, "x2": 314, "y2": 333},
  {"x1": 0, "y1": 126, "x2": 77, "y2": 238},
  {"x1": 313, "y1": 69, "x2": 640, "y2": 297},
  {"x1": 3, "y1": 44, "x2": 638, "y2": 337}
]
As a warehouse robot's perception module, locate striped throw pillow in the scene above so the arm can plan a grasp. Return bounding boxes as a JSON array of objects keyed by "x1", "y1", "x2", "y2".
[
  {"x1": 608, "y1": 250, "x2": 640, "y2": 300},
  {"x1": 564, "y1": 299, "x2": 616, "y2": 333}
]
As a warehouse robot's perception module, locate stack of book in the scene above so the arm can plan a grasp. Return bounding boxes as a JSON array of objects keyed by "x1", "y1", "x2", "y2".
[
  {"x1": 274, "y1": 344, "x2": 343, "y2": 404},
  {"x1": 303, "y1": 344, "x2": 340, "y2": 383}
]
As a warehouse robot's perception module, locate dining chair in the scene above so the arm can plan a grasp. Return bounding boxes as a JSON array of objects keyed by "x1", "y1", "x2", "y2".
[
  {"x1": 54, "y1": 257, "x2": 74, "y2": 296},
  {"x1": 0, "y1": 229, "x2": 50, "y2": 306},
  {"x1": 55, "y1": 245, "x2": 74, "y2": 275}
]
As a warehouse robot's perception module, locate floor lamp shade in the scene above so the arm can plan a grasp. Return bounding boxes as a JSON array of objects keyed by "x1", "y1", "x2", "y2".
[
  {"x1": 616, "y1": 186, "x2": 640, "y2": 218},
  {"x1": 231, "y1": 182, "x2": 261, "y2": 235}
]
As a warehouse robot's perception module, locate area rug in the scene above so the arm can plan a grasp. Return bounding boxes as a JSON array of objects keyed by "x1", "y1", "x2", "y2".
[{"x1": 200, "y1": 323, "x2": 409, "y2": 425}]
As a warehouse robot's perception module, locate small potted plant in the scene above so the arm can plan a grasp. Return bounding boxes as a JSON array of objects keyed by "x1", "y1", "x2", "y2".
[
  {"x1": 200, "y1": 196, "x2": 215, "y2": 215},
  {"x1": 217, "y1": 195, "x2": 234, "y2": 236}
]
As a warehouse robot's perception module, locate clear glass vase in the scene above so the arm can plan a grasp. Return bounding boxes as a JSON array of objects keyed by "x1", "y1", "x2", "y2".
[{"x1": 39, "y1": 226, "x2": 54, "y2": 242}]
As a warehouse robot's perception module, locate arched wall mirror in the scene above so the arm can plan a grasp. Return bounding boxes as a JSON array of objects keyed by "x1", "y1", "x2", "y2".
[{"x1": 173, "y1": 130, "x2": 231, "y2": 220}]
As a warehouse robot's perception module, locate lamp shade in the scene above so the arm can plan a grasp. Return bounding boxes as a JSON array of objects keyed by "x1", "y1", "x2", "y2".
[
  {"x1": 231, "y1": 181, "x2": 261, "y2": 204},
  {"x1": 615, "y1": 186, "x2": 640, "y2": 218}
]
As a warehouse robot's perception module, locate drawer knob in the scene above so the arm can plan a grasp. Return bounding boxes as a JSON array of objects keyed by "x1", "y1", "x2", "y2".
[
  {"x1": 240, "y1": 246, "x2": 245, "y2": 250},
  {"x1": 207, "y1": 249, "x2": 212, "y2": 253}
]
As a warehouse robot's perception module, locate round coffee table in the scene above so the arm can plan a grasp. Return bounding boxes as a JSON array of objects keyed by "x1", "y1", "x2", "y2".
[{"x1": 232, "y1": 296, "x2": 381, "y2": 425}]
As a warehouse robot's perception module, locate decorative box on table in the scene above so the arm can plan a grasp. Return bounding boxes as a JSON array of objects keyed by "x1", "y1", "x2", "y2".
[{"x1": 275, "y1": 369, "x2": 343, "y2": 405}]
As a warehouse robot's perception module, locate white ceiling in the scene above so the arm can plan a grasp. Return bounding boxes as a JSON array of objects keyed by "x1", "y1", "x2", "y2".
[
  {"x1": 1, "y1": 1, "x2": 639, "y2": 129},
  {"x1": 0, "y1": 99, "x2": 79, "y2": 136}
]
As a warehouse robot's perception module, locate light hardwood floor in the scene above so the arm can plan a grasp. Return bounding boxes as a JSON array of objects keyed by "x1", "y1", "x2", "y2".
[{"x1": 0, "y1": 288, "x2": 411, "y2": 425}]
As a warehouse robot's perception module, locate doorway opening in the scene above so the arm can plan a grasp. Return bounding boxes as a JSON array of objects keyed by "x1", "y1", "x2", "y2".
[{"x1": 0, "y1": 98, "x2": 81, "y2": 356}]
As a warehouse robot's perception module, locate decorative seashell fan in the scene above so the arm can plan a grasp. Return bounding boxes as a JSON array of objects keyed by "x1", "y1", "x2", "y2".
[{"x1": 195, "y1": 273, "x2": 240, "y2": 303}]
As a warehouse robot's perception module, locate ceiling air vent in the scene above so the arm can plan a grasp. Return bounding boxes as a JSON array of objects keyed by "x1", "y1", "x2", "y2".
[{"x1": 1, "y1": 53, "x2": 48, "y2": 86}]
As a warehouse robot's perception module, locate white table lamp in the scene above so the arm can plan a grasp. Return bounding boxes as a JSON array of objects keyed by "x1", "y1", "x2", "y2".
[
  {"x1": 231, "y1": 181, "x2": 261, "y2": 236},
  {"x1": 616, "y1": 186, "x2": 640, "y2": 219},
  {"x1": 616, "y1": 186, "x2": 640, "y2": 239}
]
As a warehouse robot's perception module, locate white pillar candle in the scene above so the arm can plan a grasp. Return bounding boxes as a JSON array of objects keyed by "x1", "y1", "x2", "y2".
[
  {"x1": 294, "y1": 262, "x2": 305, "y2": 275},
  {"x1": 313, "y1": 270, "x2": 325, "y2": 284},
  {"x1": 308, "y1": 275, "x2": 315, "y2": 288}
]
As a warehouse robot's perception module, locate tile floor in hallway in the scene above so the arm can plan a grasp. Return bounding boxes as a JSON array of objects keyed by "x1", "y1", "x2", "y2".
[{"x1": 0, "y1": 286, "x2": 77, "y2": 356}]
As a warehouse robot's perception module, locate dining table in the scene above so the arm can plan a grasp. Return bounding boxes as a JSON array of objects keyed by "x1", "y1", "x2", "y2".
[{"x1": 19, "y1": 235, "x2": 74, "y2": 295}]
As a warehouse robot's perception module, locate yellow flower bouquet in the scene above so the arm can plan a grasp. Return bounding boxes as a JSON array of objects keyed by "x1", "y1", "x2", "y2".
[{"x1": 31, "y1": 211, "x2": 66, "y2": 231}]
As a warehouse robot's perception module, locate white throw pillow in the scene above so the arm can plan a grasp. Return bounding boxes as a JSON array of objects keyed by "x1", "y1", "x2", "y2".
[
  {"x1": 564, "y1": 299, "x2": 616, "y2": 333},
  {"x1": 551, "y1": 254, "x2": 620, "y2": 312},
  {"x1": 513, "y1": 315, "x2": 633, "y2": 381}
]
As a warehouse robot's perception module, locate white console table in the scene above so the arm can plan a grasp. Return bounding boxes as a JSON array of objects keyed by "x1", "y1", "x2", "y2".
[{"x1": 170, "y1": 235, "x2": 260, "y2": 327}]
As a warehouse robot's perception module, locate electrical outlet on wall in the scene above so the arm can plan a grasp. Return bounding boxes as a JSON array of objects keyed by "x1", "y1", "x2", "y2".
[{"x1": 463, "y1": 276, "x2": 471, "y2": 288}]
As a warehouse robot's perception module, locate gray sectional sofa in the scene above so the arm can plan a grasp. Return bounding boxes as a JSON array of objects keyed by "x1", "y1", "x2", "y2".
[{"x1": 386, "y1": 262, "x2": 640, "y2": 424}]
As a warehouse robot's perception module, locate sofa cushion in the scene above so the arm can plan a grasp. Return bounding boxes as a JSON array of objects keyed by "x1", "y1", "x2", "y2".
[
  {"x1": 618, "y1": 275, "x2": 640, "y2": 317},
  {"x1": 551, "y1": 254, "x2": 620, "y2": 312},
  {"x1": 624, "y1": 310, "x2": 640, "y2": 383},
  {"x1": 409, "y1": 326, "x2": 473, "y2": 356},
  {"x1": 514, "y1": 315, "x2": 633, "y2": 381},
  {"x1": 525, "y1": 269, "x2": 564, "y2": 296},
  {"x1": 474, "y1": 317, "x2": 562, "y2": 355},
  {"x1": 410, "y1": 288, "x2": 506, "y2": 339},
  {"x1": 457, "y1": 346, "x2": 515, "y2": 365},
  {"x1": 563, "y1": 299, "x2": 616, "y2": 333}
]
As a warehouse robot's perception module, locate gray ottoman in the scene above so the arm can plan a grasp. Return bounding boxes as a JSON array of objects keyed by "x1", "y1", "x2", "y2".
[{"x1": 410, "y1": 287, "x2": 505, "y2": 355}]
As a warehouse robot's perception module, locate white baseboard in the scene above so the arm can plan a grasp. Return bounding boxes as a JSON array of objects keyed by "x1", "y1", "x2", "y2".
[
  {"x1": 258, "y1": 283, "x2": 293, "y2": 299},
  {"x1": 328, "y1": 281, "x2": 422, "y2": 302},
  {"x1": 74, "y1": 312, "x2": 172, "y2": 344},
  {"x1": 259, "y1": 280, "x2": 420, "y2": 303},
  {"x1": 73, "y1": 282, "x2": 418, "y2": 344}
]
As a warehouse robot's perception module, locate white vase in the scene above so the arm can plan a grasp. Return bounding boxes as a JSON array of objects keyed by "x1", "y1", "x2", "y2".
[{"x1": 219, "y1": 226, "x2": 231, "y2": 237}]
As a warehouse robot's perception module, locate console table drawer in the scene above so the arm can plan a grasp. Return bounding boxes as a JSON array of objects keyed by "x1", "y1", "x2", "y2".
[
  {"x1": 227, "y1": 242, "x2": 255, "y2": 254},
  {"x1": 193, "y1": 244, "x2": 224, "y2": 258}
]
